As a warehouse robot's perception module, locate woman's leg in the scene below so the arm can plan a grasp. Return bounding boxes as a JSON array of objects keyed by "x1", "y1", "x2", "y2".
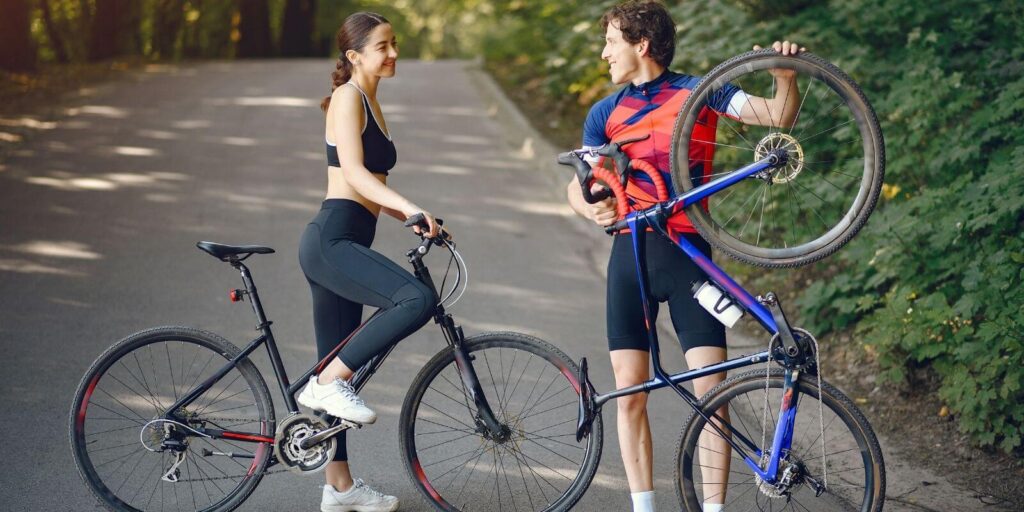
[
  {"x1": 307, "y1": 280, "x2": 359, "y2": 491},
  {"x1": 313, "y1": 241, "x2": 434, "y2": 379}
]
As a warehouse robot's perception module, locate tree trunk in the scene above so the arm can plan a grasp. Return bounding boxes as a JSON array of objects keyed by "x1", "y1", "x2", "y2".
[
  {"x1": 280, "y1": 0, "x2": 317, "y2": 57},
  {"x1": 153, "y1": 0, "x2": 186, "y2": 59},
  {"x1": 0, "y1": 0, "x2": 36, "y2": 71},
  {"x1": 38, "y1": 0, "x2": 70, "y2": 63},
  {"x1": 237, "y1": 0, "x2": 273, "y2": 58},
  {"x1": 89, "y1": 0, "x2": 138, "y2": 61}
]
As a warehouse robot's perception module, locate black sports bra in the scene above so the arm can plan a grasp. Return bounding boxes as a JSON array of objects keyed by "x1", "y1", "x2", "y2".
[{"x1": 326, "y1": 85, "x2": 396, "y2": 175}]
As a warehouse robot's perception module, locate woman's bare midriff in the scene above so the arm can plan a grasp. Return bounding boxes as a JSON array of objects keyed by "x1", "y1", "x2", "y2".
[{"x1": 325, "y1": 165, "x2": 384, "y2": 217}]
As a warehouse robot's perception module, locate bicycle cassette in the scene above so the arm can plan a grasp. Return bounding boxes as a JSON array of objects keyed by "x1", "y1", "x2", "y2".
[{"x1": 273, "y1": 413, "x2": 337, "y2": 474}]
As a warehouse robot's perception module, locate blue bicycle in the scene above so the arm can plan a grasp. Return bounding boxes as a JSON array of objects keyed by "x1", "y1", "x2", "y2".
[{"x1": 558, "y1": 50, "x2": 885, "y2": 511}]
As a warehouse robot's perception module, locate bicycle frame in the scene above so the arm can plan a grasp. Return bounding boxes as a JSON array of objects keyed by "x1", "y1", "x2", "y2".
[
  {"x1": 588, "y1": 153, "x2": 807, "y2": 484},
  {"x1": 159, "y1": 243, "x2": 507, "y2": 453}
]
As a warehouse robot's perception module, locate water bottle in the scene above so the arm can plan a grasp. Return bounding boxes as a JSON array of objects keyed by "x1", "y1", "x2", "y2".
[{"x1": 692, "y1": 281, "x2": 744, "y2": 328}]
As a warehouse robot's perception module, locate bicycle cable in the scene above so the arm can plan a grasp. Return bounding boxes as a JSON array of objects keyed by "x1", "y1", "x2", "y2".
[{"x1": 438, "y1": 239, "x2": 468, "y2": 308}]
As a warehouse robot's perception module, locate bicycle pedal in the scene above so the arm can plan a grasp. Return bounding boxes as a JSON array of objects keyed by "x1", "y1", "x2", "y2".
[{"x1": 576, "y1": 358, "x2": 598, "y2": 442}]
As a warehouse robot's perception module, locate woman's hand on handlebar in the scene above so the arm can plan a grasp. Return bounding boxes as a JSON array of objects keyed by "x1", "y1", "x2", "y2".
[{"x1": 403, "y1": 207, "x2": 441, "y2": 238}]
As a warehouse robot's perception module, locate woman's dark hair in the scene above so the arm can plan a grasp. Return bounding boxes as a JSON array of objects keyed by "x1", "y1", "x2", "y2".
[
  {"x1": 321, "y1": 12, "x2": 390, "y2": 112},
  {"x1": 600, "y1": 1, "x2": 676, "y2": 68}
]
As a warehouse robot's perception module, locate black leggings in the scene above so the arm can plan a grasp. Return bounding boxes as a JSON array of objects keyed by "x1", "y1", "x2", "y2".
[
  {"x1": 298, "y1": 199, "x2": 434, "y2": 460},
  {"x1": 606, "y1": 232, "x2": 726, "y2": 353}
]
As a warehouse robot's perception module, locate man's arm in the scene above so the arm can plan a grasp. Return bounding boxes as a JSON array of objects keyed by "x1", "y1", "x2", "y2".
[{"x1": 737, "y1": 40, "x2": 806, "y2": 128}]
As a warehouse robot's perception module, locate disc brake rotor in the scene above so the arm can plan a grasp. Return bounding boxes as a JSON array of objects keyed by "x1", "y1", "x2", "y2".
[{"x1": 754, "y1": 132, "x2": 805, "y2": 183}]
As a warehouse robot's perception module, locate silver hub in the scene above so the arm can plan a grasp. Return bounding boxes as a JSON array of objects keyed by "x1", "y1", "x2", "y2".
[{"x1": 754, "y1": 133, "x2": 804, "y2": 183}]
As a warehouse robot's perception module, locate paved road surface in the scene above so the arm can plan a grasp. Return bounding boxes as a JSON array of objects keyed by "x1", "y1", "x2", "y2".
[{"x1": 0, "y1": 59, "x2": 1000, "y2": 511}]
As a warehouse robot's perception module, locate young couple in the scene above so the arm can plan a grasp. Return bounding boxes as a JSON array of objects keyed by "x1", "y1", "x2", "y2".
[{"x1": 298, "y1": 2, "x2": 804, "y2": 511}]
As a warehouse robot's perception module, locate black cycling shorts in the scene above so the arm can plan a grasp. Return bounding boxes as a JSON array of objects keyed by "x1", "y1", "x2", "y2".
[{"x1": 606, "y1": 232, "x2": 726, "y2": 353}]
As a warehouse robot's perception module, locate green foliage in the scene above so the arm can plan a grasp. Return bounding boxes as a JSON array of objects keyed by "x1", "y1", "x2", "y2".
[{"x1": 479, "y1": 0, "x2": 1024, "y2": 453}]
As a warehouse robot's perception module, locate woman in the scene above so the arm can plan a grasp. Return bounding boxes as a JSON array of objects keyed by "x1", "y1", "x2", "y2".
[{"x1": 297, "y1": 11, "x2": 441, "y2": 512}]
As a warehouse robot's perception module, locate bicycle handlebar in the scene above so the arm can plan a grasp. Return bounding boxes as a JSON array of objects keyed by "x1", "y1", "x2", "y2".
[
  {"x1": 404, "y1": 213, "x2": 451, "y2": 257},
  {"x1": 557, "y1": 135, "x2": 662, "y2": 235}
]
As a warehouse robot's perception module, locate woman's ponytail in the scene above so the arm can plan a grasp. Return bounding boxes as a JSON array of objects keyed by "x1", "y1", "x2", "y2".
[{"x1": 321, "y1": 57, "x2": 353, "y2": 112}]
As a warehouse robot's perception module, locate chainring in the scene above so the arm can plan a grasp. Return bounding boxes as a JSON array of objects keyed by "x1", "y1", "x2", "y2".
[{"x1": 273, "y1": 413, "x2": 337, "y2": 474}]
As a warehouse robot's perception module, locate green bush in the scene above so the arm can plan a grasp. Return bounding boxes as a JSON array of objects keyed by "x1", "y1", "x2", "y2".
[{"x1": 482, "y1": 0, "x2": 1024, "y2": 452}]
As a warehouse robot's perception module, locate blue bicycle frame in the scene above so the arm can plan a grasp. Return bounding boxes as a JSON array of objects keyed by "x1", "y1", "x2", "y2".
[{"x1": 590, "y1": 153, "x2": 803, "y2": 484}]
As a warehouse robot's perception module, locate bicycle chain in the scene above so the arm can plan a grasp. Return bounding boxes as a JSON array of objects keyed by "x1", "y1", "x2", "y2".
[{"x1": 157, "y1": 416, "x2": 292, "y2": 483}]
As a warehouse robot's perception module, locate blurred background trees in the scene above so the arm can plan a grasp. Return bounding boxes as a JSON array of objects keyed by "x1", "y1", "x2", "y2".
[{"x1": 2, "y1": 0, "x2": 1021, "y2": 455}]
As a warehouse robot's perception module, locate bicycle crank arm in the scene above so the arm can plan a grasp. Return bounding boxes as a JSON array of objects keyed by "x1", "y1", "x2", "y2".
[{"x1": 298, "y1": 419, "x2": 361, "y2": 450}]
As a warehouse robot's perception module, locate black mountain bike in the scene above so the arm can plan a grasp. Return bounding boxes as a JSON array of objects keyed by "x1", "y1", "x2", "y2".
[{"x1": 70, "y1": 216, "x2": 603, "y2": 512}]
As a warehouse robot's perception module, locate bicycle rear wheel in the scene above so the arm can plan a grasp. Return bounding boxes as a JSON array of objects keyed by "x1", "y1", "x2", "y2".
[
  {"x1": 675, "y1": 369, "x2": 885, "y2": 511},
  {"x1": 399, "y1": 332, "x2": 602, "y2": 511},
  {"x1": 670, "y1": 50, "x2": 884, "y2": 267},
  {"x1": 70, "y1": 326, "x2": 275, "y2": 512}
]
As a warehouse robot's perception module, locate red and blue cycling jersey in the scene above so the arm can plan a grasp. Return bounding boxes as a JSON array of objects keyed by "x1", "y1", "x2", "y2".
[{"x1": 583, "y1": 70, "x2": 747, "y2": 234}]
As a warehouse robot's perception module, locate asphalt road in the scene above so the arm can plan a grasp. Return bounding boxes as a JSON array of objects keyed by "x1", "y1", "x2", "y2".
[{"x1": 0, "y1": 59, "x2": 1001, "y2": 512}]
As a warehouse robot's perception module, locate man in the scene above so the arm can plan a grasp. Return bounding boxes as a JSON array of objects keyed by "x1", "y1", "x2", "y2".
[{"x1": 564, "y1": 2, "x2": 804, "y2": 511}]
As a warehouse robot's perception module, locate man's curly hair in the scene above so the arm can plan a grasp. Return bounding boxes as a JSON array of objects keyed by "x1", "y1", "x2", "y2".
[{"x1": 600, "y1": 1, "x2": 676, "y2": 68}]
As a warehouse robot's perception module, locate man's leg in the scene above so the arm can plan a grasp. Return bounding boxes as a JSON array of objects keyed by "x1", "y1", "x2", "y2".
[
  {"x1": 686, "y1": 346, "x2": 730, "y2": 509},
  {"x1": 610, "y1": 349, "x2": 657, "y2": 512}
]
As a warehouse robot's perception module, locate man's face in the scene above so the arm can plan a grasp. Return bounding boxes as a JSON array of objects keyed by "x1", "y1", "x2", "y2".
[{"x1": 601, "y1": 20, "x2": 642, "y2": 85}]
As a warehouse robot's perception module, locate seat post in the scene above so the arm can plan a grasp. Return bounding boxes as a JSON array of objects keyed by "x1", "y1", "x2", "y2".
[
  {"x1": 233, "y1": 260, "x2": 298, "y2": 410},
  {"x1": 234, "y1": 261, "x2": 270, "y2": 327}
]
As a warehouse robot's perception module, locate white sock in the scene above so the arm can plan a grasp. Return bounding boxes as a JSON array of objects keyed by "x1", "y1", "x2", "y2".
[
  {"x1": 631, "y1": 490, "x2": 655, "y2": 512},
  {"x1": 703, "y1": 503, "x2": 724, "y2": 512}
]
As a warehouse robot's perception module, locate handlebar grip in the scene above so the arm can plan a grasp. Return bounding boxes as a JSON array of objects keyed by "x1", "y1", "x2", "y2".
[
  {"x1": 405, "y1": 214, "x2": 445, "y2": 229},
  {"x1": 589, "y1": 167, "x2": 630, "y2": 220},
  {"x1": 590, "y1": 188, "x2": 612, "y2": 202},
  {"x1": 605, "y1": 220, "x2": 627, "y2": 235},
  {"x1": 404, "y1": 213, "x2": 425, "y2": 228}
]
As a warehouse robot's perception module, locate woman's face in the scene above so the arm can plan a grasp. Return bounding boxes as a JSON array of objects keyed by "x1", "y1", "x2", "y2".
[
  {"x1": 353, "y1": 23, "x2": 399, "y2": 78},
  {"x1": 601, "y1": 20, "x2": 642, "y2": 85}
]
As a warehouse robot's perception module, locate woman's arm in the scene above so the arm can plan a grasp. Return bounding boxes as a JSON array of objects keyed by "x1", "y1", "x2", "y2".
[{"x1": 380, "y1": 206, "x2": 406, "y2": 221}]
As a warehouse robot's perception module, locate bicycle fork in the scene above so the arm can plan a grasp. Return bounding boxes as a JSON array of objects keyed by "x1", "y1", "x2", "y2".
[{"x1": 442, "y1": 315, "x2": 509, "y2": 441}]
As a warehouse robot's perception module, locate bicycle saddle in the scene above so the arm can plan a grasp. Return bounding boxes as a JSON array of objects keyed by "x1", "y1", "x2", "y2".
[{"x1": 196, "y1": 241, "x2": 275, "y2": 261}]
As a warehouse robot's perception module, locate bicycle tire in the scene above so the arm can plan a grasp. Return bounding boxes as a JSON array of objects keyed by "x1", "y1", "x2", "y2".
[
  {"x1": 70, "y1": 326, "x2": 275, "y2": 512},
  {"x1": 399, "y1": 332, "x2": 603, "y2": 511},
  {"x1": 670, "y1": 50, "x2": 885, "y2": 267},
  {"x1": 675, "y1": 369, "x2": 885, "y2": 511}
]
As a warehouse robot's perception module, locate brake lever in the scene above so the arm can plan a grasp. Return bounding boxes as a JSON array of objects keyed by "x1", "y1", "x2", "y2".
[
  {"x1": 557, "y1": 151, "x2": 610, "y2": 204},
  {"x1": 597, "y1": 134, "x2": 650, "y2": 188}
]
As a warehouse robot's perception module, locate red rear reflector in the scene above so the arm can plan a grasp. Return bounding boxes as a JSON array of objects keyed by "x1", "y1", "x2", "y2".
[{"x1": 230, "y1": 290, "x2": 241, "y2": 302}]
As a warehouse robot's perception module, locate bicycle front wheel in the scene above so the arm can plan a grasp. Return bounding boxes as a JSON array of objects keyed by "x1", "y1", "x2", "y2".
[
  {"x1": 670, "y1": 50, "x2": 884, "y2": 267},
  {"x1": 399, "y1": 332, "x2": 603, "y2": 511},
  {"x1": 70, "y1": 326, "x2": 275, "y2": 512},
  {"x1": 675, "y1": 369, "x2": 885, "y2": 511}
]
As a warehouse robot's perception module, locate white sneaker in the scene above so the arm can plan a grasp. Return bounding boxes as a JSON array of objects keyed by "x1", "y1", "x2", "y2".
[
  {"x1": 298, "y1": 375, "x2": 377, "y2": 424},
  {"x1": 322, "y1": 480, "x2": 399, "y2": 512}
]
